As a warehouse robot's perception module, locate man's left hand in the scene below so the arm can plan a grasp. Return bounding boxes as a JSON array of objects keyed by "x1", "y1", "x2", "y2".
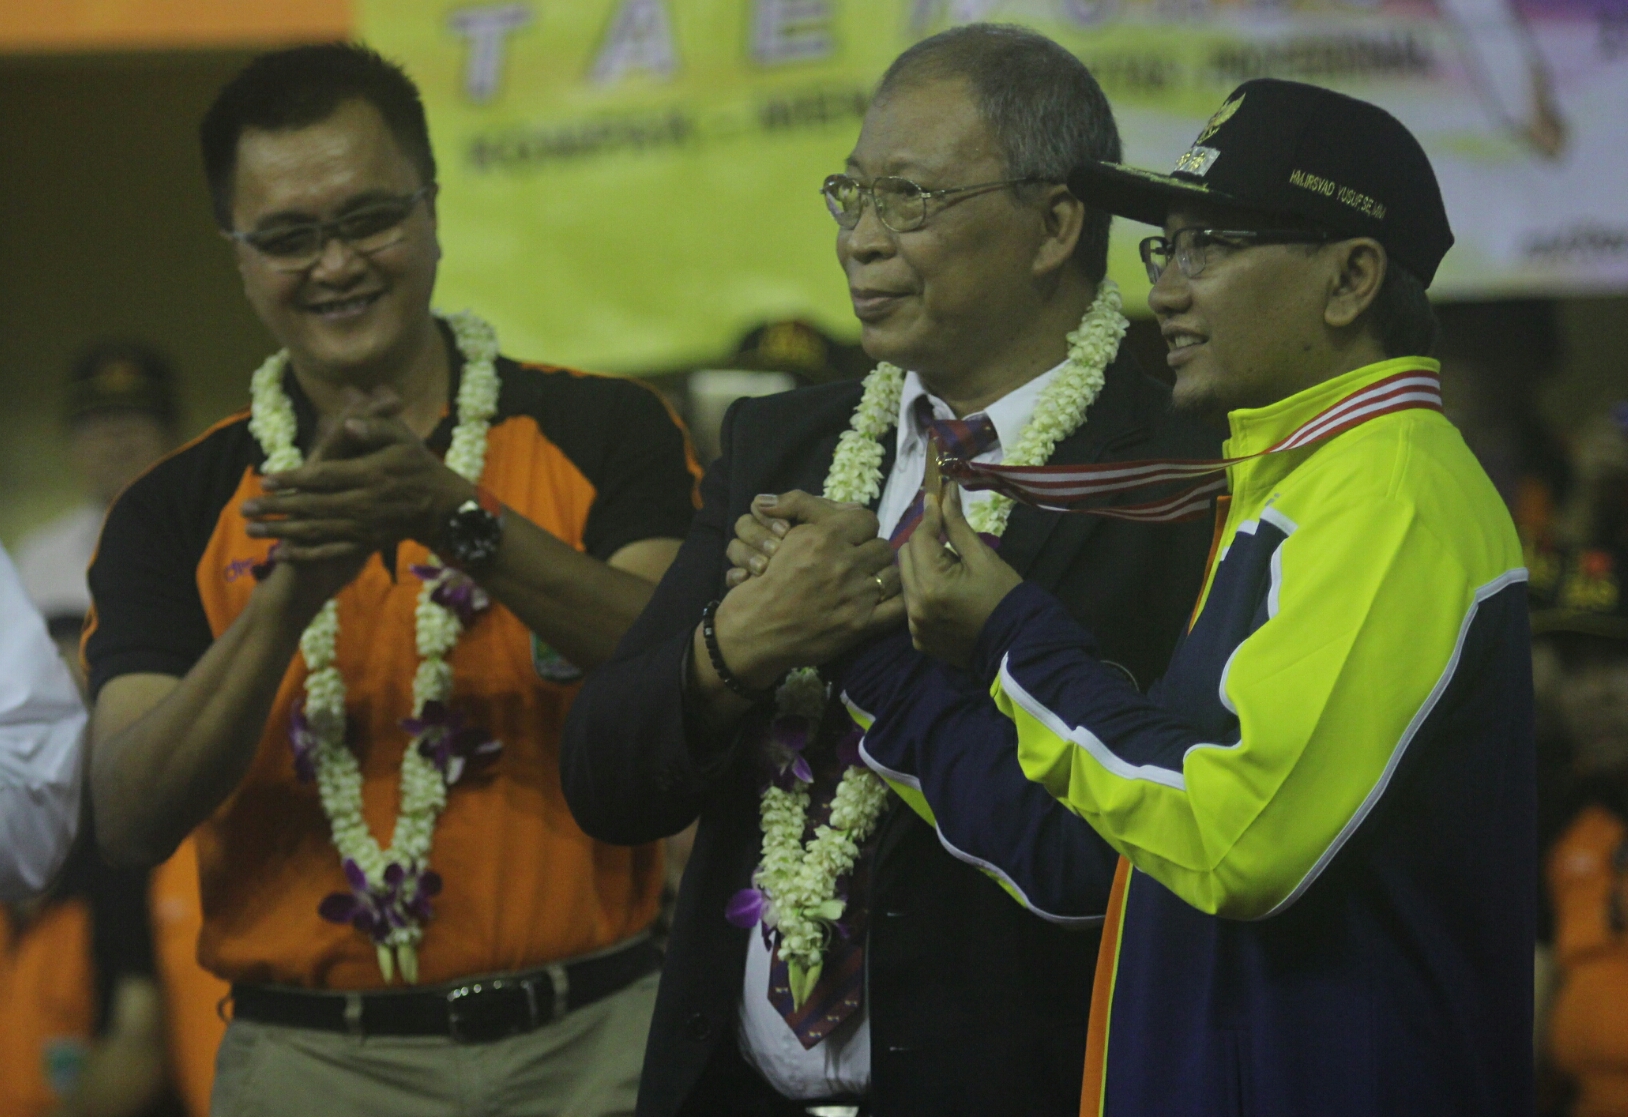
[
  {"x1": 242, "y1": 403, "x2": 473, "y2": 552},
  {"x1": 898, "y1": 474, "x2": 1022, "y2": 670}
]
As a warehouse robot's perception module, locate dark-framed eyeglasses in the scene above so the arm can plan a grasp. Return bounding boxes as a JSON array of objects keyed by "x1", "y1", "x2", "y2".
[
  {"x1": 1139, "y1": 226, "x2": 1332, "y2": 284},
  {"x1": 228, "y1": 185, "x2": 436, "y2": 272},
  {"x1": 821, "y1": 173, "x2": 1044, "y2": 233}
]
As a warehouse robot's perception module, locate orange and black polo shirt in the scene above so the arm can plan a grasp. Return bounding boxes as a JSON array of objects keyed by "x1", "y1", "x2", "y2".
[
  {"x1": 1547, "y1": 803, "x2": 1628, "y2": 1116},
  {"x1": 85, "y1": 336, "x2": 700, "y2": 990},
  {"x1": 0, "y1": 899, "x2": 95, "y2": 1117}
]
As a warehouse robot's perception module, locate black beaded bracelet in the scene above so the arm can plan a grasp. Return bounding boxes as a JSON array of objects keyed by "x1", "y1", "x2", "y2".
[{"x1": 700, "y1": 599, "x2": 772, "y2": 703}]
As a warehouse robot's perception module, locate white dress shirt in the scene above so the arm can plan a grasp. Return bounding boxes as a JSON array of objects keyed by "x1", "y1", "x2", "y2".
[
  {"x1": 15, "y1": 503, "x2": 102, "y2": 625},
  {"x1": 0, "y1": 542, "x2": 86, "y2": 901},
  {"x1": 736, "y1": 361, "x2": 1063, "y2": 1099}
]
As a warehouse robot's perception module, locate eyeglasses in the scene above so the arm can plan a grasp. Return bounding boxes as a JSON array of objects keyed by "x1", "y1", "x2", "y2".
[
  {"x1": 821, "y1": 173, "x2": 1043, "y2": 233},
  {"x1": 228, "y1": 186, "x2": 435, "y2": 272},
  {"x1": 1139, "y1": 226, "x2": 1332, "y2": 284}
]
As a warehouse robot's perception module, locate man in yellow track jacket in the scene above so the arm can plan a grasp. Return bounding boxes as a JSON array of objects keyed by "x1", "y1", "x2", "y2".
[{"x1": 840, "y1": 79, "x2": 1534, "y2": 1115}]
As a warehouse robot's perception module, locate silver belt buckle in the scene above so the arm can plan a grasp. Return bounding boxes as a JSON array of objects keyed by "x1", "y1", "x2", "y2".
[
  {"x1": 544, "y1": 962, "x2": 569, "y2": 1022},
  {"x1": 445, "y1": 978, "x2": 537, "y2": 1043},
  {"x1": 444, "y1": 980, "x2": 482, "y2": 1043}
]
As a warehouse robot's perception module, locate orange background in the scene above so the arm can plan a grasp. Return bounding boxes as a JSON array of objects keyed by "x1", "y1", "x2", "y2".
[{"x1": 0, "y1": 0, "x2": 350, "y2": 53}]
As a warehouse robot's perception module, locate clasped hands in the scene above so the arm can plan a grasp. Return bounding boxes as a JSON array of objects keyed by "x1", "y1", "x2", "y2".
[
  {"x1": 723, "y1": 460, "x2": 1022, "y2": 672},
  {"x1": 240, "y1": 387, "x2": 475, "y2": 603}
]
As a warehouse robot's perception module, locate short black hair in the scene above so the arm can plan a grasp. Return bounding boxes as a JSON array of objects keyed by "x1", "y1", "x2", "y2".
[
  {"x1": 1282, "y1": 222, "x2": 1437, "y2": 358},
  {"x1": 200, "y1": 43, "x2": 436, "y2": 230},
  {"x1": 1367, "y1": 261, "x2": 1439, "y2": 359},
  {"x1": 876, "y1": 24, "x2": 1121, "y2": 283}
]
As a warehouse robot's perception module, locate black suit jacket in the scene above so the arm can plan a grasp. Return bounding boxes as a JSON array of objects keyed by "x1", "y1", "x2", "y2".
[{"x1": 562, "y1": 356, "x2": 1218, "y2": 1117}]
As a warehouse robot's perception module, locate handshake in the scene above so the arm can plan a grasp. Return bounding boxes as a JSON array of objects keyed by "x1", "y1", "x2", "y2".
[{"x1": 708, "y1": 465, "x2": 1025, "y2": 688}]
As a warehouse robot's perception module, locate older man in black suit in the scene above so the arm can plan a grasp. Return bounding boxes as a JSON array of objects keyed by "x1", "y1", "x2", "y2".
[{"x1": 562, "y1": 24, "x2": 1217, "y2": 1117}]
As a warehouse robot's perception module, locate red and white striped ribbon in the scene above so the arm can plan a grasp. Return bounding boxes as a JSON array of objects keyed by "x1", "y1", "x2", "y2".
[{"x1": 942, "y1": 369, "x2": 1442, "y2": 523}]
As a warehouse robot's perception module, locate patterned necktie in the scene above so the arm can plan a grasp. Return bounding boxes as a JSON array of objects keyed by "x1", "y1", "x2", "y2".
[{"x1": 887, "y1": 396, "x2": 1001, "y2": 549}]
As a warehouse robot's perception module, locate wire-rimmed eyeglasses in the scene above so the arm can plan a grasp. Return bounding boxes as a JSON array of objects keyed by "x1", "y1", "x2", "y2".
[
  {"x1": 1139, "y1": 226, "x2": 1332, "y2": 284},
  {"x1": 228, "y1": 185, "x2": 436, "y2": 272},
  {"x1": 821, "y1": 173, "x2": 1043, "y2": 233}
]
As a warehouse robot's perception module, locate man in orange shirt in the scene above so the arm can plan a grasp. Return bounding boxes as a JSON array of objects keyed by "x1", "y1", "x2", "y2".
[
  {"x1": 1534, "y1": 545, "x2": 1628, "y2": 1115},
  {"x1": 147, "y1": 840, "x2": 225, "y2": 1117},
  {"x1": 85, "y1": 45, "x2": 697, "y2": 1115}
]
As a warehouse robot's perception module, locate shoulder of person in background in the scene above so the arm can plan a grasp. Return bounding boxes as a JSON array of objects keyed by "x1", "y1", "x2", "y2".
[
  {"x1": 14, "y1": 503, "x2": 104, "y2": 632},
  {"x1": 0, "y1": 542, "x2": 86, "y2": 903},
  {"x1": 683, "y1": 319, "x2": 864, "y2": 464},
  {"x1": 11, "y1": 341, "x2": 179, "y2": 643}
]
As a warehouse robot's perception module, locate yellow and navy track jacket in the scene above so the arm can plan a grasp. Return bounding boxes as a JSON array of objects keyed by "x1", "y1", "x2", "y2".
[{"x1": 842, "y1": 359, "x2": 1535, "y2": 1116}]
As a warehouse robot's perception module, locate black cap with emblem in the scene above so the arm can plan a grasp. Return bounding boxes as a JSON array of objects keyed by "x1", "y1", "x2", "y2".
[
  {"x1": 66, "y1": 339, "x2": 178, "y2": 427},
  {"x1": 1068, "y1": 78, "x2": 1454, "y2": 286}
]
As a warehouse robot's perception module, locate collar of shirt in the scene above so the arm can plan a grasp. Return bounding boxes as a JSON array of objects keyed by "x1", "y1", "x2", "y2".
[
  {"x1": 874, "y1": 361, "x2": 1066, "y2": 539},
  {"x1": 892, "y1": 361, "x2": 1066, "y2": 468}
]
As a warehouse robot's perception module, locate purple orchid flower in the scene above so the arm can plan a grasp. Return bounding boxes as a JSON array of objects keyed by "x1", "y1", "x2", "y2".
[
  {"x1": 318, "y1": 859, "x2": 388, "y2": 941},
  {"x1": 287, "y1": 698, "x2": 319, "y2": 783},
  {"x1": 407, "y1": 869, "x2": 443, "y2": 922},
  {"x1": 409, "y1": 563, "x2": 491, "y2": 628},
  {"x1": 725, "y1": 887, "x2": 766, "y2": 930},
  {"x1": 402, "y1": 700, "x2": 502, "y2": 785},
  {"x1": 769, "y1": 716, "x2": 814, "y2": 788},
  {"x1": 317, "y1": 858, "x2": 443, "y2": 943}
]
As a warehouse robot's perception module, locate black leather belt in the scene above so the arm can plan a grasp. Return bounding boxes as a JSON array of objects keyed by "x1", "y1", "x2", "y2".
[{"x1": 230, "y1": 935, "x2": 661, "y2": 1044}]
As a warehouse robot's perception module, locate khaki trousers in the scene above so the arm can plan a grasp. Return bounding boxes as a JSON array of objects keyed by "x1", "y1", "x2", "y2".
[{"x1": 208, "y1": 970, "x2": 658, "y2": 1117}]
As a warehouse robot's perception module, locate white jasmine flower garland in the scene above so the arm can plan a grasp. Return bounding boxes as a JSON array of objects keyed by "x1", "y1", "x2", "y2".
[
  {"x1": 746, "y1": 281, "x2": 1128, "y2": 1007},
  {"x1": 249, "y1": 310, "x2": 501, "y2": 984}
]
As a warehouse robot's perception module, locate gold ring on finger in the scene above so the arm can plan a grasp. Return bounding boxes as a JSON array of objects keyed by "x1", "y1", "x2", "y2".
[{"x1": 873, "y1": 573, "x2": 888, "y2": 599}]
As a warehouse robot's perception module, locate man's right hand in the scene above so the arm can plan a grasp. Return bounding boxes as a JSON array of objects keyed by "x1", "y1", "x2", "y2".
[
  {"x1": 709, "y1": 491, "x2": 905, "y2": 690},
  {"x1": 252, "y1": 388, "x2": 406, "y2": 618},
  {"x1": 725, "y1": 491, "x2": 901, "y2": 595}
]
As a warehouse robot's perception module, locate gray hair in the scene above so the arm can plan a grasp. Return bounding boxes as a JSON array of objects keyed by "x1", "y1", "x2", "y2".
[{"x1": 877, "y1": 23, "x2": 1122, "y2": 282}]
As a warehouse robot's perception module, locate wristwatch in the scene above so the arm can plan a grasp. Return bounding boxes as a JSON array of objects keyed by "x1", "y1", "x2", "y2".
[{"x1": 437, "y1": 491, "x2": 504, "y2": 572}]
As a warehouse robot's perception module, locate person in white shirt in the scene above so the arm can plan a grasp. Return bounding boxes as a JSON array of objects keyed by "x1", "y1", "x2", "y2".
[
  {"x1": 15, "y1": 341, "x2": 178, "y2": 678},
  {"x1": 0, "y1": 541, "x2": 86, "y2": 900}
]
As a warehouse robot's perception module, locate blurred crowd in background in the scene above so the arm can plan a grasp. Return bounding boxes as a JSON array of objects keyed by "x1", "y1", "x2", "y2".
[{"x1": 3, "y1": 293, "x2": 1625, "y2": 1116}]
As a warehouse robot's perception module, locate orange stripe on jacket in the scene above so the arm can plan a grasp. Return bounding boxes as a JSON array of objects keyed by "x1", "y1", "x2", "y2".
[{"x1": 1079, "y1": 857, "x2": 1132, "y2": 1117}]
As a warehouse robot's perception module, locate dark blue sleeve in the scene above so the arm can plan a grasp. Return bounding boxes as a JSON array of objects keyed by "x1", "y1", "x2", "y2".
[
  {"x1": 974, "y1": 581, "x2": 1216, "y2": 781},
  {"x1": 559, "y1": 404, "x2": 738, "y2": 845},
  {"x1": 840, "y1": 628, "x2": 1120, "y2": 924}
]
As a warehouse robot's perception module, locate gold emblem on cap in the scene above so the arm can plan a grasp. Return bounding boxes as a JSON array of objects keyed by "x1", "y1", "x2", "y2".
[
  {"x1": 92, "y1": 359, "x2": 145, "y2": 395},
  {"x1": 757, "y1": 321, "x2": 826, "y2": 372},
  {"x1": 1195, "y1": 92, "x2": 1245, "y2": 145},
  {"x1": 1174, "y1": 146, "x2": 1221, "y2": 177}
]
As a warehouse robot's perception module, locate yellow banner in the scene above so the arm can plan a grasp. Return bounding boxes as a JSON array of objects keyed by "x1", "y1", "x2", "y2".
[
  {"x1": 360, "y1": 0, "x2": 915, "y2": 371},
  {"x1": 359, "y1": 0, "x2": 1628, "y2": 371}
]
